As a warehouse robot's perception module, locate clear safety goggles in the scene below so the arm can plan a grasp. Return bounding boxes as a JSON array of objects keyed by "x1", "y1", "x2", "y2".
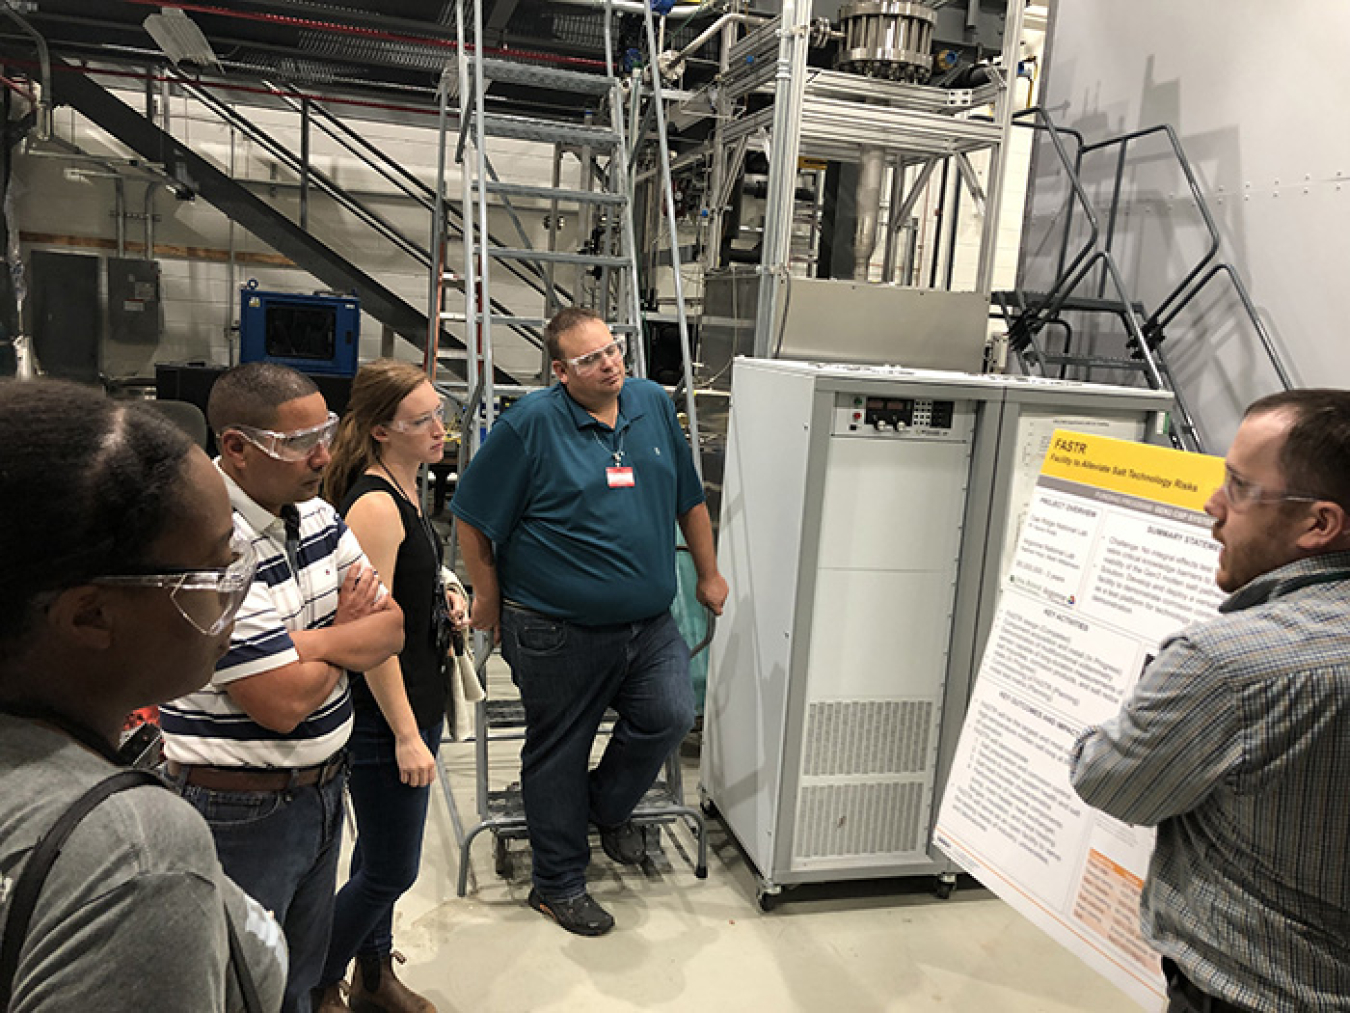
[
  {"x1": 232, "y1": 412, "x2": 339, "y2": 462},
  {"x1": 1218, "y1": 469, "x2": 1321, "y2": 512},
  {"x1": 387, "y1": 403, "x2": 448, "y2": 433},
  {"x1": 562, "y1": 335, "x2": 626, "y2": 373},
  {"x1": 93, "y1": 534, "x2": 258, "y2": 636}
]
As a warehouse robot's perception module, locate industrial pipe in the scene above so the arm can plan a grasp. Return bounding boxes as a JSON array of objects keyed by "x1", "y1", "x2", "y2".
[
  {"x1": 2, "y1": 2, "x2": 51, "y2": 140},
  {"x1": 659, "y1": 12, "x2": 757, "y2": 80},
  {"x1": 853, "y1": 146, "x2": 884, "y2": 280}
]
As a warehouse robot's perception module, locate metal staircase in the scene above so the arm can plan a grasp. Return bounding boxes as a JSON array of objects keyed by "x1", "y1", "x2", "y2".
[{"x1": 995, "y1": 106, "x2": 1295, "y2": 454}]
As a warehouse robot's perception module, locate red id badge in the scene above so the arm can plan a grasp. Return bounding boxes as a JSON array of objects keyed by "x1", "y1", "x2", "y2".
[{"x1": 606, "y1": 466, "x2": 636, "y2": 488}]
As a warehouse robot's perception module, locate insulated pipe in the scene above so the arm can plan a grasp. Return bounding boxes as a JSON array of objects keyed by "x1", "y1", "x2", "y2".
[
  {"x1": 2, "y1": 4, "x2": 50, "y2": 140},
  {"x1": 113, "y1": 175, "x2": 126, "y2": 258},
  {"x1": 143, "y1": 181, "x2": 165, "y2": 259},
  {"x1": 852, "y1": 146, "x2": 884, "y2": 280},
  {"x1": 660, "y1": 12, "x2": 757, "y2": 78},
  {"x1": 553, "y1": 0, "x2": 703, "y2": 17}
]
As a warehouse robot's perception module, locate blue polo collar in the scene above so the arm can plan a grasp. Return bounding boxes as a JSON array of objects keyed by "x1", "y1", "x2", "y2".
[{"x1": 555, "y1": 378, "x2": 646, "y2": 433}]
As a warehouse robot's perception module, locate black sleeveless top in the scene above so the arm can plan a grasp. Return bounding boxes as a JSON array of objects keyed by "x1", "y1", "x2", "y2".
[{"x1": 341, "y1": 473, "x2": 446, "y2": 730}]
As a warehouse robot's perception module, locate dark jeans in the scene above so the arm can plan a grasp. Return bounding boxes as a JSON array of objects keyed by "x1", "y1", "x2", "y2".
[
  {"x1": 500, "y1": 606, "x2": 695, "y2": 900},
  {"x1": 1163, "y1": 958, "x2": 1251, "y2": 1013},
  {"x1": 320, "y1": 713, "x2": 442, "y2": 987},
  {"x1": 180, "y1": 767, "x2": 347, "y2": 1013}
]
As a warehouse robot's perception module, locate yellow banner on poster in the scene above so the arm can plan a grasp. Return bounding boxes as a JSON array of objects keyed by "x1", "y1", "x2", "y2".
[{"x1": 1041, "y1": 430, "x2": 1226, "y2": 513}]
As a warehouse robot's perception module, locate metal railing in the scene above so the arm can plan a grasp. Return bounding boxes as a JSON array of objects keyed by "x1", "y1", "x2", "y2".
[{"x1": 996, "y1": 105, "x2": 1297, "y2": 452}]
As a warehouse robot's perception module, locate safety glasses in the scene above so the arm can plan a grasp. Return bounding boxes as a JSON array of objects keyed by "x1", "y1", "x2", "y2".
[
  {"x1": 1218, "y1": 469, "x2": 1321, "y2": 512},
  {"x1": 93, "y1": 534, "x2": 258, "y2": 636},
  {"x1": 232, "y1": 412, "x2": 339, "y2": 462},
  {"x1": 387, "y1": 403, "x2": 448, "y2": 433},
  {"x1": 562, "y1": 335, "x2": 627, "y2": 373}
]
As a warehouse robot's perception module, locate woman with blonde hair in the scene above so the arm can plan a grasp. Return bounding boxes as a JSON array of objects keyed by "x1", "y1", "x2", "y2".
[{"x1": 315, "y1": 360, "x2": 465, "y2": 1013}]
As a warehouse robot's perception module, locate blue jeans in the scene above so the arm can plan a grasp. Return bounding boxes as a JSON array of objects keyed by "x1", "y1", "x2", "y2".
[
  {"x1": 320, "y1": 712, "x2": 441, "y2": 987},
  {"x1": 180, "y1": 768, "x2": 347, "y2": 1013},
  {"x1": 500, "y1": 606, "x2": 695, "y2": 900}
]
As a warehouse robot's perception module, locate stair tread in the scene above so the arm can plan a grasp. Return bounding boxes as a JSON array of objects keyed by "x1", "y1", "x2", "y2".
[
  {"x1": 475, "y1": 57, "x2": 613, "y2": 95},
  {"x1": 476, "y1": 180, "x2": 626, "y2": 205},
  {"x1": 1001, "y1": 290, "x2": 1149, "y2": 315}
]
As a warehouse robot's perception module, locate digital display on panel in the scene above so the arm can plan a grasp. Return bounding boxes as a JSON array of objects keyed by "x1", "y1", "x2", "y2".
[{"x1": 265, "y1": 304, "x2": 336, "y2": 360}]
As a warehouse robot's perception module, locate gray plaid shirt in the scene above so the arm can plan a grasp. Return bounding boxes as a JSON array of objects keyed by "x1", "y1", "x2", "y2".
[{"x1": 1071, "y1": 551, "x2": 1350, "y2": 1013}]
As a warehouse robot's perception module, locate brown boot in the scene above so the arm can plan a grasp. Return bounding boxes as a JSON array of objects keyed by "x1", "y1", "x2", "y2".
[
  {"x1": 312, "y1": 981, "x2": 350, "y2": 1012},
  {"x1": 348, "y1": 952, "x2": 436, "y2": 1013}
]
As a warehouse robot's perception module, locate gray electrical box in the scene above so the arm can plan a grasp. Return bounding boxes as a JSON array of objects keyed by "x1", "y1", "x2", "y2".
[
  {"x1": 701, "y1": 358, "x2": 1175, "y2": 906},
  {"x1": 106, "y1": 257, "x2": 162, "y2": 345}
]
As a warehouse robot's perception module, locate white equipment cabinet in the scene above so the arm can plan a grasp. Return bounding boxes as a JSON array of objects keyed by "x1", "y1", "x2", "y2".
[{"x1": 702, "y1": 358, "x2": 1175, "y2": 908}]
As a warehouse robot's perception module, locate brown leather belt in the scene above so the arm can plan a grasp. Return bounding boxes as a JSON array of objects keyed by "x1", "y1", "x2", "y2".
[{"x1": 166, "y1": 753, "x2": 346, "y2": 792}]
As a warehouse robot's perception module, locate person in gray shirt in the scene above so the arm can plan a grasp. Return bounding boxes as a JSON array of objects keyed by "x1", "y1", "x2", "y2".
[
  {"x1": 0, "y1": 379, "x2": 287, "y2": 1012},
  {"x1": 1071, "y1": 389, "x2": 1350, "y2": 1013}
]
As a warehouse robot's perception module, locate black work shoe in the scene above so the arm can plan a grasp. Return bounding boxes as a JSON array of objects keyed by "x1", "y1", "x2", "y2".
[
  {"x1": 598, "y1": 820, "x2": 647, "y2": 866},
  {"x1": 528, "y1": 888, "x2": 615, "y2": 936}
]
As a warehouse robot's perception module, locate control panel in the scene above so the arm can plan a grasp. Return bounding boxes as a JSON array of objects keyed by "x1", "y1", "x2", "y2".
[{"x1": 833, "y1": 392, "x2": 970, "y2": 440}]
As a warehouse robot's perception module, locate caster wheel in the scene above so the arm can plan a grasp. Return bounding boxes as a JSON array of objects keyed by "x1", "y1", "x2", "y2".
[
  {"x1": 695, "y1": 864, "x2": 708, "y2": 880},
  {"x1": 935, "y1": 878, "x2": 955, "y2": 900},
  {"x1": 758, "y1": 890, "x2": 779, "y2": 912},
  {"x1": 493, "y1": 837, "x2": 513, "y2": 879}
]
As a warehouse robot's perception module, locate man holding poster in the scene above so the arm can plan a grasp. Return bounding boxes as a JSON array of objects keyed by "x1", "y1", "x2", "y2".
[{"x1": 1070, "y1": 389, "x2": 1350, "y2": 1013}]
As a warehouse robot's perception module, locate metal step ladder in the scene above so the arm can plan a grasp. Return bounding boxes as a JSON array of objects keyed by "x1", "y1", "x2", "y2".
[
  {"x1": 436, "y1": 0, "x2": 709, "y2": 897},
  {"x1": 435, "y1": 6, "x2": 648, "y2": 435}
]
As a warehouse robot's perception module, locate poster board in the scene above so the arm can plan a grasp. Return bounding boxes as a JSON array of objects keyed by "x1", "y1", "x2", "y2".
[{"x1": 933, "y1": 430, "x2": 1226, "y2": 1009}]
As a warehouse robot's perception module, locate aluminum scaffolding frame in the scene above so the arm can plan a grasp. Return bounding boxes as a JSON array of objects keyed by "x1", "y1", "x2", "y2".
[{"x1": 685, "y1": 0, "x2": 1028, "y2": 359}]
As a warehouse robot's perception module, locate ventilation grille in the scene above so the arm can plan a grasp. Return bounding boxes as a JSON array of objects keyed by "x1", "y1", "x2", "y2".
[
  {"x1": 803, "y1": 699, "x2": 935, "y2": 777},
  {"x1": 793, "y1": 781, "x2": 928, "y2": 859}
]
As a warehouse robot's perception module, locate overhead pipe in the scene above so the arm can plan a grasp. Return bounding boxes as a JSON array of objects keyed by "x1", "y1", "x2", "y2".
[
  {"x1": 2, "y1": 2, "x2": 51, "y2": 140},
  {"x1": 121, "y1": 0, "x2": 610, "y2": 69},
  {"x1": 553, "y1": 0, "x2": 704, "y2": 18},
  {"x1": 658, "y1": 12, "x2": 758, "y2": 80}
]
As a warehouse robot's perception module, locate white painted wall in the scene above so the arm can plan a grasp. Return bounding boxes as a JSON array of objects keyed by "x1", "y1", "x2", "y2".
[{"x1": 1027, "y1": 0, "x2": 1348, "y2": 450}]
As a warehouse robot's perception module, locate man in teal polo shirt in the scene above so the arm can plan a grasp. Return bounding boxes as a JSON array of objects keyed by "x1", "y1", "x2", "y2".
[{"x1": 452, "y1": 306, "x2": 727, "y2": 936}]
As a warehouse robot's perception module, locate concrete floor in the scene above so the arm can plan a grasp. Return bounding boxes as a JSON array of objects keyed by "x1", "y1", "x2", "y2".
[{"x1": 340, "y1": 677, "x2": 1142, "y2": 1013}]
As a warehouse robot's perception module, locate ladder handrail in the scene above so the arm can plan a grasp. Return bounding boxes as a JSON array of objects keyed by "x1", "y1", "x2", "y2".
[
  {"x1": 1004, "y1": 106, "x2": 1204, "y2": 452},
  {"x1": 1153, "y1": 262, "x2": 1295, "y2": 390},
  {"x1": 471, "y1": 0, "x2": 496, "y2": 439},
  {"x1": 1078, "y1": 124, "x2": 1294, "y2": 389},
  {"x1": 631, "y1": 0, "x2": 707, "y2": 475},
  {"x1": 178, "y1": 79, "x2": 430, "y2": 268},
  {"x1": 638, "y1": 0, "x2": 701, "y2": 468},
  {"x1": 1079, "y1": 124, "x2": 1221, "y2": 330},
  {"x1": 1006, "y1": 107, "x2": 1103, "y2": 346},
  {"x1": 1006, "y1": 110, "x2": 1294, "y2": 404}
]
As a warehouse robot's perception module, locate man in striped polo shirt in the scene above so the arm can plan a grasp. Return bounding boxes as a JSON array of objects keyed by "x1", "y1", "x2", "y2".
[{"x1": 161, "y1": 363, "x2": 405, "y2": 1013}]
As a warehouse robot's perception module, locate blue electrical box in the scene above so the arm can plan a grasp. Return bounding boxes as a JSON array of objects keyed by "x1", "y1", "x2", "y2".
[{"x1": 239, "y1": 284, "x2": 360, "y2": 377}]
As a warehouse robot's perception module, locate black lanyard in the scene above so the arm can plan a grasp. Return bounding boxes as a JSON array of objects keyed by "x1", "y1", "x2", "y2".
[{"x1": 376, "y1": 465, "x2": 443, "y2": 573}]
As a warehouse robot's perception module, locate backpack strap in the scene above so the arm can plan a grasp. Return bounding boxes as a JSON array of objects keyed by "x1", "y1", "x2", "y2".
[
  {"x1": 0, "y1": 769, "x2": 162, "y2": 1007},
  {"x1": 224, "y1": 906, "x2": 265, "y2": 1013}
]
